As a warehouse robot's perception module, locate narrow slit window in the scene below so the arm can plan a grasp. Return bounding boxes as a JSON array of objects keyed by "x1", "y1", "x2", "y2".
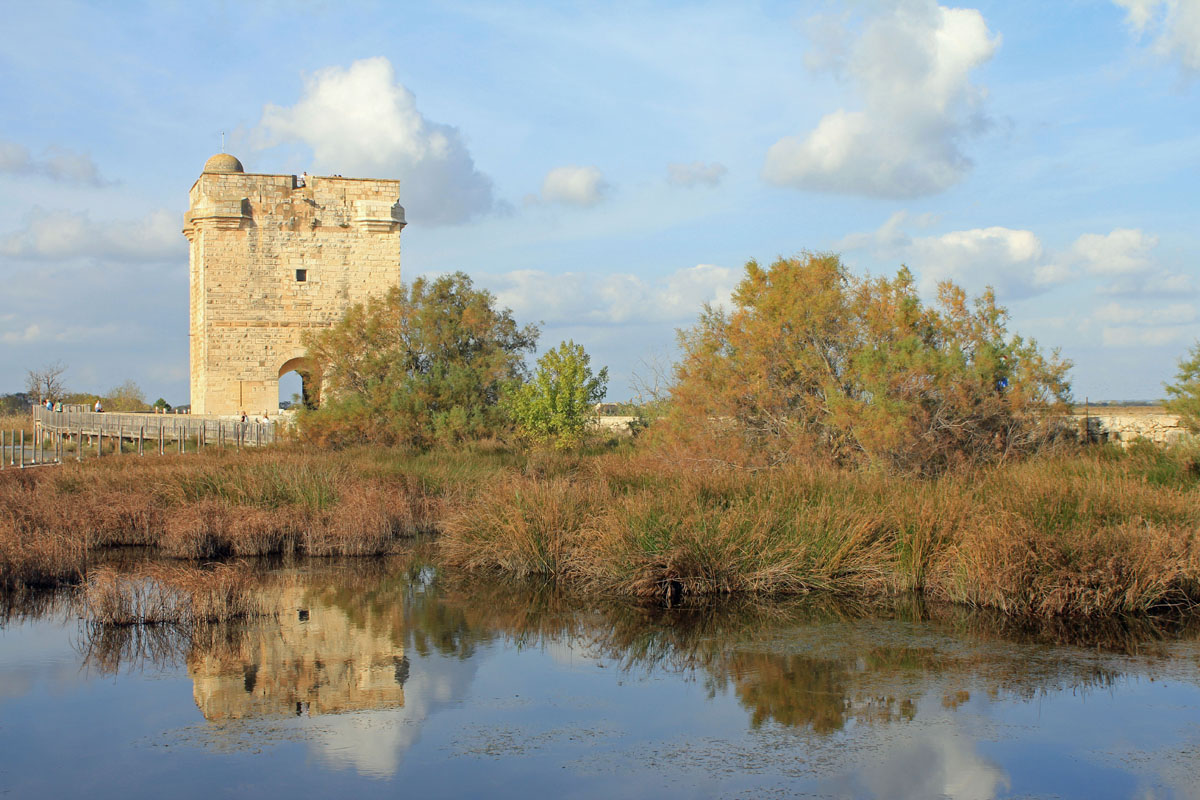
[{"x1": 295, "y1": 269, "x2": 307, "y2": 282}]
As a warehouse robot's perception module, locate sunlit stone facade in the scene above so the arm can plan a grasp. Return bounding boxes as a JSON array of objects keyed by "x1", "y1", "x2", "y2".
[{"x1": 183, "y1": 154, "x2": 404, "y2": 416}]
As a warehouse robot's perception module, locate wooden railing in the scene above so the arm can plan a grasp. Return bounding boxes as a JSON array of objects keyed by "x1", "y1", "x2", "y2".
[{"x1": 0, "y1": 407, "x2": 280, "y2": 469}]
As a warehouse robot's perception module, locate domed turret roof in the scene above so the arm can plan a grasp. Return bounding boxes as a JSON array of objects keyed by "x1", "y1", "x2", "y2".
[{"x1": 203, "y1": 153, "x2": 244, "y2": 174}]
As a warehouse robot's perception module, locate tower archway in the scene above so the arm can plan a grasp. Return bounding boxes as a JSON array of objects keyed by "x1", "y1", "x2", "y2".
[{"x1": 278, "y1": 357, "x2": 319, "y2": 410}]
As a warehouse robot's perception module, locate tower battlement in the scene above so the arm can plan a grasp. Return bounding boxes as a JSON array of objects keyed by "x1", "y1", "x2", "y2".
[{"x1": 183, "y1": 155, "x2": 404, "y2": 416}]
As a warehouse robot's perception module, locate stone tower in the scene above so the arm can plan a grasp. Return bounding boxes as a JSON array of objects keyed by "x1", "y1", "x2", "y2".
[{"x1": 183, "y1": 153, "x2": 404, "y2": 416}]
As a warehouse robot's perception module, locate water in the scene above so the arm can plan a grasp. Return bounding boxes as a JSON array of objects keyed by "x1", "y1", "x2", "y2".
[{"x1": 2, "y1": 554, "x2": 1199, "y2": 798}]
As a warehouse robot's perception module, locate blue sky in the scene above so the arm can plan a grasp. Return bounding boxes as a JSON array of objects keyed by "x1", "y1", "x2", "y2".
[{"x1": 1, "y1": 0, "x2": 1197, "y2": 403}]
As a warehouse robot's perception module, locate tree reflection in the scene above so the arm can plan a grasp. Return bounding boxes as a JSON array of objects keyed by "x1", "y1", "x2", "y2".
[{"x1": 49, "y1": 552, "x2": 1200, "y2": 734}]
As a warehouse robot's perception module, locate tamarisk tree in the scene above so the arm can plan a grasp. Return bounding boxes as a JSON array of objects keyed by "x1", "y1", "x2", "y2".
[
  {"x1": 1164, "y1": 341, "x2": 1200, "y2": 434},
  {"x1": 669, "y1": 253, "x2": 1072, "y2": 473}
]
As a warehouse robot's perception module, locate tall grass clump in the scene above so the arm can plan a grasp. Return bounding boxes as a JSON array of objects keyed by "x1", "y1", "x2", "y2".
[
  {"x1": 0, "y1": 447, "x2": 443, "y2": 586},
  {"x1": 441, "y1": 443, "x2": 1200, "y2": 617}
]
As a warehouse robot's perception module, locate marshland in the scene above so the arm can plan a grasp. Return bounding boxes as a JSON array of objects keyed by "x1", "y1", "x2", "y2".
[{"x1": 4, "y1": 258, "x2": 1200, "y2": 795}]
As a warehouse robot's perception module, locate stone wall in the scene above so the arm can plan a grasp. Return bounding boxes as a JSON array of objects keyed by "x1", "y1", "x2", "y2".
[
  {"x1": 183, "y1": 164, "x2": 404, "y2": 416},
  {"x1": 1078, "y1": 412, "x2": 1194, "y2": 446}
]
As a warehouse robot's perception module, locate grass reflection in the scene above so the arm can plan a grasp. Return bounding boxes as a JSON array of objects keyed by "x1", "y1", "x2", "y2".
[{"x1": 17, "y1": 553, "x2": 1195, "y2": 732}]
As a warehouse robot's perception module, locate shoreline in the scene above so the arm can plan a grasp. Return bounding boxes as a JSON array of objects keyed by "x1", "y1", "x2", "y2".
[{"x1": 2, "y1": 442, "x2": 1198, "y2": 619}]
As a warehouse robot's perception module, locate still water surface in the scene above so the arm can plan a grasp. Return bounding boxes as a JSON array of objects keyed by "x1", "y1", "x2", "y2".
[{"x1": 1, "y1": 554, "x2": 1199, "y2": 798}]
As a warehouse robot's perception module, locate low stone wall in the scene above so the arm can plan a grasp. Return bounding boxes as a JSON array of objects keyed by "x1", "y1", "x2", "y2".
[
  {"x1": 1078, "y1": 412, "x2": 1193, "y2": 446},
  {"x1": 593, "y1": 415, "x2": 639, "y2": 436}
]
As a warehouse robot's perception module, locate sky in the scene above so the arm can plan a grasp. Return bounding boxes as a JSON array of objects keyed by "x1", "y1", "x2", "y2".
[{"x1": 1, "y1": 0, "x2": 1198, "y2": 404}]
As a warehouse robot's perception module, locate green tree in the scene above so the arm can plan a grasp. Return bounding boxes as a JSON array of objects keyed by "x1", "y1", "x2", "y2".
[
  {"x1": 669, "y1": 253, "x2": 1072, "y2": 473},
  {"x1": 508, "y1": 340, "x2": 608, "y2": 449},
  {"x1": 1164, "y1": 340, "x2": 1200, "y2": 433},
  {"x1": 301, "y1": 272, "x2": 539, "y2": 447},
  {"x1": 152, "y1": 398, "x2": 172, "y2": 411}
]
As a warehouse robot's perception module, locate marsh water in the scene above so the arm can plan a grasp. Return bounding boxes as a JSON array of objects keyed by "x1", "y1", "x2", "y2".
[{"x1": 2, "y1": 551, "x2": 1199, "y2": 799}]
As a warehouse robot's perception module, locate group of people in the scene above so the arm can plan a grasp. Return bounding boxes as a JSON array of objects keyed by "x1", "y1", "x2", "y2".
[
  {"x1": 239, "y1": 411, "x2": 273, "y2": 425},
  {"x1": 40, "y1": 398, "x2": 105, "y2": 412}
]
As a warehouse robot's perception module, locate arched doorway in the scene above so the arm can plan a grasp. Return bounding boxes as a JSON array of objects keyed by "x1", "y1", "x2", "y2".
[{"x1": 278, "y1": 357, "x2": 319, "y2": 410}]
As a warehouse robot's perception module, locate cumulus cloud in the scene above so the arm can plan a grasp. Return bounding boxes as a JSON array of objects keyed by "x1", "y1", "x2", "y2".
[
  {"x1": 0, "y1": 139, "x2": 106, "y2": 185},
  {"x1": 666, "y1": 161, "x2": 727, "y2": 188},
  {"x1": 908, "y1": 227, "x2": 1061, "y2": 298},
  {"x1": 483, "y1": 263, "x2": 737, "y2": 325},
  {"x1": 0, "y1": 208, "x2": 183, "y2": 262},
  {"x1": 842, "y1": 216, "x2": 1193, "y2": 301},
  {"x1": 1115, "y1": 0, "x2": 1200, "y2": 73},
  {"x1": 539, "y1": 165, "x2": 608, "y2": 207},
  {"x1": 1068, "y1": 227, "x2": 1193, "y2": 295},
  {"x1": 763, "y1": 1, "x2": 999, "y2": 198},
  {"x1": 254, "y1": 57, "x2": 495, "y2": 225},
  {"x1": 839, "y1": 213, "x2": 1062, "y2": 299},
  {"x1": 1070, "y1": 228, "x2": 1157, "y2": 275},
  {"x1": 1089, "y1": 300, "x2": 1193, "y2": 348}
]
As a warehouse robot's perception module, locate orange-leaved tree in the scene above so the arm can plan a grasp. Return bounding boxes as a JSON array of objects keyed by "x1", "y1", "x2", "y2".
[{"x1": 668, "y1": 253, "x2": 1072, "y2": 473}]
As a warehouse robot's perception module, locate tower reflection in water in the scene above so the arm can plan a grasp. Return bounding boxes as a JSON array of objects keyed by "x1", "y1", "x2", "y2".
[{"x1": 189, "y1": 580, "x2": 411, "y2": 721}]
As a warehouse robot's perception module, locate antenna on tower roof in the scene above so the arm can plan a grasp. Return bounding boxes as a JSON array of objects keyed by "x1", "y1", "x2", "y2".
[{"x1": 220, "y1": 131, "x2": 225, "y2": 153}]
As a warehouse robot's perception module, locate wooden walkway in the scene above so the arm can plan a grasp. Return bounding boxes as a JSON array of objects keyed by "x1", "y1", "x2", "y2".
[{"x1": 0, "y1": 407, "x2": 278, "y2": 469}]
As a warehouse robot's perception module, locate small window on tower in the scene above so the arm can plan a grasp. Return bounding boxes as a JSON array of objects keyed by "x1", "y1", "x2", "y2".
[{"x1": 296, "y1": 269, "x2": 307, "y2": 282}]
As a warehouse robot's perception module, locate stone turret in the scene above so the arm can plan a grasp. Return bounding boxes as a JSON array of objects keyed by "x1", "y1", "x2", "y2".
[{"x1": 183, "y1": 154, "x2": 404, "y2": 415}]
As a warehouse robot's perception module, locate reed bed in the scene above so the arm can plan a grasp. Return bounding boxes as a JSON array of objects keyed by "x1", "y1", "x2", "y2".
[
  {"x1": 441, "y1": 443, "x2": 1200, "y2": 617},
  {"x1": 3, "y1": 437, "x2": 1199, "y2": 618},
  {"x1": 0, "y1": 447, "x2": 443, "y2": 587}
]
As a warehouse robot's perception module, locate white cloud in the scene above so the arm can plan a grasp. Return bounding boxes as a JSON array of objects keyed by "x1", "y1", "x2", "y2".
[
  {"x1": 0, "y1": 139, "x2": 106, "y2": 185},
  {"x1": 1094, "y1": 300, "x2": 1195, "y2": 324},
  {"x1": 0, "y1": 321, "x2": 142, "y2": 345},
  {"x1": 1115, "y1": 0, "x2": 1200, "y2": 73},
  {"x1": 0, "y1": 324, "x2": 41, "y2": 344},
  {"x1": 1094, "y1": 300, "x2": 1195, "y2": 346},
  {"x1": 764, "y1": 1, "x2": 999, "y2": 198},
  {"x1": 843, "y1": 216, "x2": 1192, "y2": 300},
  {"x1": 254, "y1": 57, "x2": 495, "y2": 225},
  {"x1": 666, "y1": 161, "x2": 727, "y2": 188},
  {"x1": 1068, "y1": 228, "x2": 1195, "y2": 296},
  {"x1": 910, "y1": 227, "x2": 1058, "y2": 297},
  {"x1": 840, "y1": 214, "x2": 1060, "y2": 299},
  {"x1": 484, "y1": 263, "x2": 737, "y2": 325},
  {"x1": 0, "y1": 208, "x2": 183, "y2": 262},
  {"x1": 1070, "y1": 228, "x2": 1157, "y2": 276},
  {"x1": 540, "y1": 165, "x2": 608, "y2": 207},
  {"x1": 835, "y1": 210, "x2": 916, "y2": 252},
  {"x1": 1098, "y1": 270, "x2": 1195, "y2": 295}
]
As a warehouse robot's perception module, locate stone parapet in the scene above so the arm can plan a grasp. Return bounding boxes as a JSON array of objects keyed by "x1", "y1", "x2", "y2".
[{"x1": 1080, "y1": 412, "x2": 1194, "y2": 446}]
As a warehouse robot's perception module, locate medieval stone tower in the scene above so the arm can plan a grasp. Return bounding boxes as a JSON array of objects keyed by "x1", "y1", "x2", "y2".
[{"x1": 183, "y1": 153, "x2": 404, "y2": 416}]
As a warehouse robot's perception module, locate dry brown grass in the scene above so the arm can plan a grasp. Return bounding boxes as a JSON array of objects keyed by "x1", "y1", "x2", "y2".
[
  {"x1": 0, "y1": 447, "x2": 441, "y2": 587},
  {"x1": 441, "y1": 443, "x2": 1200, "y2": 617},
  {"x1": 0, "y1": 413, "x2": 34, "y2": 436},
  {"x1": 4, "y1": 436, "x2": 1198, "y2": 618}
]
